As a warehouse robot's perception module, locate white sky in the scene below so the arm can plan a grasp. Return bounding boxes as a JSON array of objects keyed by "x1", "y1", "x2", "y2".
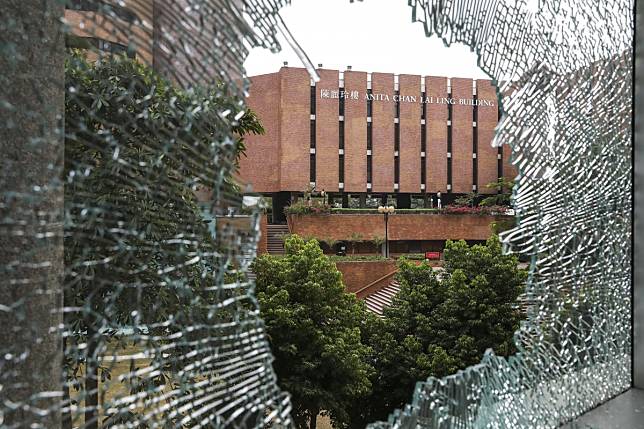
[{"x1": 244, "y1": 0, "x2": 489, "y2": 79}]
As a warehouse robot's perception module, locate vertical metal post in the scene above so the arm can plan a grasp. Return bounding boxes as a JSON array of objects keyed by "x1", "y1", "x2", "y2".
[{"x1": 384, "y1": 212, "x2": 389, "y2": 258}]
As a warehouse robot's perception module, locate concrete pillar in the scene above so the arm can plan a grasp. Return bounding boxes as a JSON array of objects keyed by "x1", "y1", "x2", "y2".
[
  {"x1": 634, "y1": 0, "x2": 644, "y2": 389},
  {"x1": 341, "y1": 193, "x2": 349, "y2": 208},
  {"x1": 0, "y1": 0, "x2": 65, "y2": 426},
  {"x1": 359, "y1": 194, "x2": 367, "y2": 208}
]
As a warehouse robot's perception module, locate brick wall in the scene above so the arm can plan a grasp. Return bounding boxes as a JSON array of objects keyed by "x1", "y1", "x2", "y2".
[
  {"x1": 371, "y1": 73, "x2": 395, "y2": 193},
  {"x1": 241, "y1": 68, "x2": 501, "y2": 196},
  {"x1": 343, "y1": 71, "x2": 368, "y2": 192},
  {"x1": 238, "y1": 72, "x2": 281, "y2": 192},
  {"x1": 66, "y1": 0, "x2": 153, "y2": 65},
  {"x1": 288, "y1": 213, "x2": 507, "y2": 241},
  {"x1": 398, "y1": 74, "x2": 422, "y2": 193},
  {"x1": 426, "y1": 76, "x2": 448, "y2": 193},
  {"x1": 451, "y1": 77, "x2": 474, "y2": 194},
  {"x1": 315, "y1": 69, "x2": 340, "y2": 192},
  {"x1": 335, "y1": 260, "x2": 397, "y2": 294},
  {"x1": 477, "y1": 79, "x2": 499, "y2": 193},
  {"x1": 279, "y1": 68, "x2": 311, "y2": 191}
]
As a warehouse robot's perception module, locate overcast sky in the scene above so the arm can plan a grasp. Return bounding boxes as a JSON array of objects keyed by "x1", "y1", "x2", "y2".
[{"x1": 244, "y1": 0, "x2": 489, "y2": 79}]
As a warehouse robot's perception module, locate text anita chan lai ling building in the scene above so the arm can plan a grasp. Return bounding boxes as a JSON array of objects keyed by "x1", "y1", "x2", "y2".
[{"x1": 238, "y1": 66, "x2": 517, "y2": 226}]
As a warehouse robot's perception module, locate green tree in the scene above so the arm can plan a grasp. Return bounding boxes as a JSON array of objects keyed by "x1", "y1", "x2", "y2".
[
  {"x1": 63, "y1": 53, "x2": 263, "y2": 427},
  {"x1": 480, "y1": 177, "x2": 514, "y2": 207},
  {"x1": 453, "y1": 191, "x2": 477, "y2": 207},
  {"x1": 353, "y1": 236, "x2": 526, "y2": 425},
  {"x1": 252, "y1": 235, "x2": 373, "y2": 429}
]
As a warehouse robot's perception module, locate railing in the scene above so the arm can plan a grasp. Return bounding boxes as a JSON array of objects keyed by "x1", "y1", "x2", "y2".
[{"x1": 355, "y1": 269, "x2": 399, "y2": 299}]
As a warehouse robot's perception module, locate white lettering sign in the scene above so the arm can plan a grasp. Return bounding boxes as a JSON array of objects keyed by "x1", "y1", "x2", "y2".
[{"x1": 320, "y1": 89, "x2": 495, "y2": 107}]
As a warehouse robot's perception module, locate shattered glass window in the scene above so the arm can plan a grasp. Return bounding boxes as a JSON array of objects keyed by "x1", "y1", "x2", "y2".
[
  {"x1": 0, "y1": 0, "x2": 633, "y2": 428},
  {"x1": 1, "y1": 0, "x2": 300, "y2": 427},
  {"x1": 368, "y1": 0, "x2": 633, "y2": 427}
]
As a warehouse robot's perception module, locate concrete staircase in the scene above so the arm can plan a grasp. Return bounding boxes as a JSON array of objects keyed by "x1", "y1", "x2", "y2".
[
  {"x1": 266, "y1": 224, "x2": 289, "y2": 254},
  {"x1": 364, "y1": 280, "x2": 401, "y2": 316}
]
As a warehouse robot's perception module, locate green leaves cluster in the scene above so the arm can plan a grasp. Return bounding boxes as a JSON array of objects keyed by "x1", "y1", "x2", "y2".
[
  {"x1": 253, "y1": 236, "x2": 374, "y2": 429},
  {"x1": 254, "y1": 235, "x2": 526, "y2": 429},
  {"x1": 63, "y1": 53, "x2": 264, "y2": 426},
  {"x1": 355, "y1": 236, "x2": 526, "y2": 425}
]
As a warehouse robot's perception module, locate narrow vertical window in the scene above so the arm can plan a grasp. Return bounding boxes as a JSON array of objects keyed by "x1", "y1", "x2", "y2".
[
  {"x1": 395, "y1": 89, "x2": 400, "y2": 118},
  {"x1": 394, "y1": 157, "x2": 400, "y2": 185},
  {"x1": 497, "y1": 104, "x2": 503, "y2": 185},
  {"x1": 395, "y1": 89, "x2": 400, "y2": 189},
  {"x1": 421, "y1": 91, "x2": 427, "y2": 191},
  {"x1": 473, "y1": 93, "x2": 478, "y2": 191},
  {"x1": 447, "y1": 89, "x2": 452, "y2": 192},
  {"x1": 367, "y1": 121, "x2": 373, "y2": 185},
  {"x1": 498, "y1": 146, "x2": 504, "y2": 184},
  {"x1": 310, "y1": 83, "x2": 316, "y2": 184},
  {"x1": 339, "y1": 82, "x2": 344, "y2": 191}
]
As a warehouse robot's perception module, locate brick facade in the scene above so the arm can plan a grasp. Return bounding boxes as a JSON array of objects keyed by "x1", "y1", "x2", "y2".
[
  {"x1": 335, "y1": 260, "x2": 397, "y2": 294},
  {"x1": 426, "y1": 76, "x2": 449, "y2": 193},
  {"x1": 287, "y1": 213, "x2": 508, "y2": 242},
  {"x1": 451, "y1": 77, "x2": 474, "y2": 194},
  {"x1": 477, "y1": 79, "x2": 499, "y2": 193},
  {"x1": 371, "y1": 73, "x2": 396, "y2": 193},
  {"x1": 240, "y1": 67, "x2": 512, "y2": 197},
  {"x1": 315, "y1": 69, "x2": 340, "y2": 192},
  {"x1": 343, "y1": 71, "x2": 368, "y2": 192},
  {"x1": 279, "y1": 68, "x2": 310, "y2": 191},
  {"x1": 398, "y1": 74, "x2": 422, "y2": 193}
]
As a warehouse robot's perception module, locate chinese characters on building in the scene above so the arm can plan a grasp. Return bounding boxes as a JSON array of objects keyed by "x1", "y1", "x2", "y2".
[
  {"x1": 320, "y1": 89, "x2": 360, "y2": 100},
  {"x1": 320, "y1": 88, "x2": 495, "y2": 106}
]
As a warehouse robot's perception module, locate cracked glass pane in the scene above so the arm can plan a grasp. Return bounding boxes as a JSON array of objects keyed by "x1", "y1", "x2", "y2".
[
  {"x1": 2, "y1": 0, "x2": 299, "y2": 427},
  {"x1": 0, "y1": 0, "x2": 633, "y2": 428},
  {"x1": 367, "y1": 1, "x2": 633, "y2": 427}
]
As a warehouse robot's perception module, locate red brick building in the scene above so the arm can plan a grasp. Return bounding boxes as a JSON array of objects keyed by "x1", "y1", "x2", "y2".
[{"x1": 239, "y1": 66, "x2": 517, "y2": 224}]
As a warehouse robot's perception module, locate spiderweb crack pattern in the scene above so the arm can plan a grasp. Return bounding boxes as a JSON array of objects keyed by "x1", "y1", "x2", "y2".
[{"x1": 367, "y1": 1, "x2": 633, "y2": 428}]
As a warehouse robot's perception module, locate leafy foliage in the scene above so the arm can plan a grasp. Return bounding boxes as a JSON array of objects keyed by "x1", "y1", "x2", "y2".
[
  {"x1": 284, "y1": 198, "x2": 332, "y2": 215},
  {"x1": 63, "y1": 53, "x2": 263, "y2": 425},
  {"x1": 480, "y1": 177, "x2": 515, "y2": 207},
  {"x1": 352, "y1": 236, "x2": 526, "y2": 425},
  {"x1": 252, "y1": 236, "x2": 374, "y2": 429}
]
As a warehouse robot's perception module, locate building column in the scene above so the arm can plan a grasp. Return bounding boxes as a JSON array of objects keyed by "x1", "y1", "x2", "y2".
[
  {"x1": 0, "y1": 1, "x2": 65, "y2": 426},
  {"x1": 634, "y1": 0, "x2": 644, "y2": 389},
  {"x1": 396, "y1": 193, "x2": 411, "y2": 209},
  {"x1": 359, "y1": 194, "x2": 367, "y2": 208}
]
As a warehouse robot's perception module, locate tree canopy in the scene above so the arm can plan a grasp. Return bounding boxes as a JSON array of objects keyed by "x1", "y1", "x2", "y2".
[
  {"x1": 63, "y1": 52, "x2": 264, "y2": 427},
  {"x1": 252, "y1": 235, "x2": 374, "y2": 429},
  {"x1": 353, "y1": 236, "x2": 526, "y2": 425}
]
